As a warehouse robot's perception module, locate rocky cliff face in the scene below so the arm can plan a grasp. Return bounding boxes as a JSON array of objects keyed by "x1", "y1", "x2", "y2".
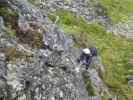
[
  {"x1": 0, "y1": 0, "x2": 114, "y2": 100},
  {"x1": 35, "y1": 0, "x2": 109, "y2": 25}
]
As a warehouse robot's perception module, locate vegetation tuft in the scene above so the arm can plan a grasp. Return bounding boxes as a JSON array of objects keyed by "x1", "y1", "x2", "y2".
[
  {"x1": 28, "y1": 0, "x2": 36, "y2": 4},
  {"x1": 82, "y1": 72, "x2": 96, "y2": 96},
  {"x1": 0, "y1": 6, "x2": 19, "y2": 37}
]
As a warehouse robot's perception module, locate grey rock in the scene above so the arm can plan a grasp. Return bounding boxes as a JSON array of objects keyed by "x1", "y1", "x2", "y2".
[
  {"x1": 127, "y1": 75, "x2": 133, "y2": 80},
  {"x1": 92, "y1": 56, "x2": 105, "y2": 73},
  {"x1": 108, "y1": 16, "x2": 133, "y2": 38},
  {"x1": 0, "y1": 53, "x2": 6, "y2": 61},
  {"x1": 88, "y1": 68, "x2": 110, "y2": 97},
  {"x1": 10, "y1": 0, "x2": 43, "y2": 20},
  {"x1": 128, "y1": 80, "x2": 133, "y2": 86},
  {"x1": 0, "y1": 77, "x2": 7, "y2": 98},
  {"x1": 18, "y1": 15, "x2": 30, "y2": 32},
  {"x1": 0, "y1": 53, "x2": 7, "y2": 77},
  {"x1": 0, "y1": 53, "x2": 8, "y2": 99},
  {"x1": 0, "y1": 16, "x2": 5, "y2": 31}
]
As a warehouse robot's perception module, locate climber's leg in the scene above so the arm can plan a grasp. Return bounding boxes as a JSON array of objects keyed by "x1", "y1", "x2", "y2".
[{"x1": 85, "y1": 64, "x2": 90, "y2": 70}]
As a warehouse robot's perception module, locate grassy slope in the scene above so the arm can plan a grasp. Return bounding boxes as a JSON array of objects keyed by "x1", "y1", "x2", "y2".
[
  {"x1": 99, "y1": 0, "x2": 133, "y2": 23},
  {"x1": 49, "y1": 10, "x2": 133, "y2": 100}
]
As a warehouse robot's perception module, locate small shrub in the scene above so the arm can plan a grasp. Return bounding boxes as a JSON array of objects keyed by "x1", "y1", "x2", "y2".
[{"x1": 17, "y1": 22, "x2": 44, "y2": 48}]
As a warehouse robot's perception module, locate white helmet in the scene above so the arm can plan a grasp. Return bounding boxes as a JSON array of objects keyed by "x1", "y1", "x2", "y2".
[{"x1": 82, "y1": 48, "x2": 91, "y2": 55}]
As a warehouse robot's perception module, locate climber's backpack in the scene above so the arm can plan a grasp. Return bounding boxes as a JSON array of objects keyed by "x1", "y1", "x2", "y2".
[{"x1": 89, "y1": 47, "x2": 97, "y2": 56}]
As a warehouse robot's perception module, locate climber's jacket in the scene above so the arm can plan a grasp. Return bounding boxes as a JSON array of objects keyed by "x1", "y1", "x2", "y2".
[
  {"x1": 89, "y1": 47, "x2": 97, "y2": 56},
  {"x1": 77, "y1": 47, "x2": 97, "y2": 70}
]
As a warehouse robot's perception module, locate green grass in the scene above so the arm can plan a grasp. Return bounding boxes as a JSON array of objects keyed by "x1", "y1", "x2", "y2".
[
  {"x1": 99, "y1": 0, "x2": 133, "y2": 23},
  {"x1": 50, "y1": 10, "x2": 133, "y2": 100},
  {"x1": 82, "y1": 72, "x2": 96, "y2": 96}
]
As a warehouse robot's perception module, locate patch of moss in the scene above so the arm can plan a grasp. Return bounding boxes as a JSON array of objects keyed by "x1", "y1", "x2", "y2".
[
  {"x1": 52, "y1": 10, "x2": 133, "y2": 100},
  {"x1": 0, "y1": 6, "x2": 19, "y2": 37},
  {"x1": 4, "y1": 25, "x2": 16, "y2": 37}
]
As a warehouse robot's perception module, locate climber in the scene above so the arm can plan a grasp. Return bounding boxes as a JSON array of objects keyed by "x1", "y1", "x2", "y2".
[{"x1": 77, "y1": 47, "x2": 97, "y2": 70}]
